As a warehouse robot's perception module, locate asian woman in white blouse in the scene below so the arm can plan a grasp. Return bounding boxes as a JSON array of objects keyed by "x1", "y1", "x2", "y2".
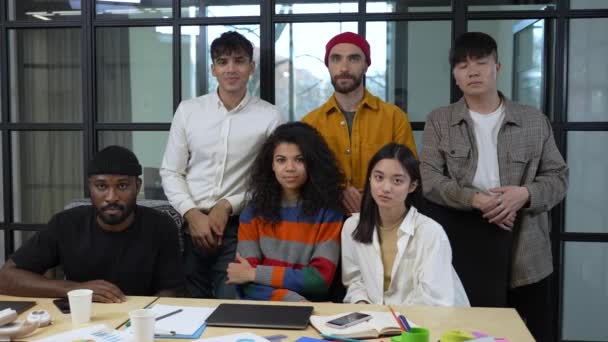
[{"x1": 341, "y1": 143, "x2": 469, "y2": 306}]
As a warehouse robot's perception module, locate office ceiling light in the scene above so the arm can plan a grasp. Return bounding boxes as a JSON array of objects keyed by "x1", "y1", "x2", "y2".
[
  {"x1": 99, "y1": 0, "x2": 142, "y2": 3},
  {"x1": 26, "y1": 10, "x2": 81, "y2": 20},
  {"x1": 31, "y1": 14, "x2": 51, "y2": 21}
]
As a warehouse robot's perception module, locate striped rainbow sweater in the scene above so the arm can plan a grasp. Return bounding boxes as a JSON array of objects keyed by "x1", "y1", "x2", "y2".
[{"x1": 237, "y1": 203, "x2": 343, "y2": 302}]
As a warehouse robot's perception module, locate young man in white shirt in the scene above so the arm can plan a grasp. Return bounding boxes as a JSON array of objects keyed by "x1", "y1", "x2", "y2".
[{"x1": 160, "y1": 31, "x2": 283, "y2": 299}]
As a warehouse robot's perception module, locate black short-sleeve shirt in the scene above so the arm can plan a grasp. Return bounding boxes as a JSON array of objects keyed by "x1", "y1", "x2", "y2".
[{"x1": 11, "y1": 205, "x2": 184, "y2": 296}]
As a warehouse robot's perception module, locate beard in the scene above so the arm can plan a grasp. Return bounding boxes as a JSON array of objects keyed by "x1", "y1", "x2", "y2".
[
  {"x1": 331, "y1": 72, "x2": 364, "y2": 94},
  {"x1": 97, "y1": 202, "x2": 135, "y2": 226}
]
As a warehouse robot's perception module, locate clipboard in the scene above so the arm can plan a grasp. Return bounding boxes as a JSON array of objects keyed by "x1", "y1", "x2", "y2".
[
  {"x1": 155, "y1": 323, "x2": 207, "y2": 339},
  {"x1": 149, "y1": 304, "x2": 213, "y2": 339}
]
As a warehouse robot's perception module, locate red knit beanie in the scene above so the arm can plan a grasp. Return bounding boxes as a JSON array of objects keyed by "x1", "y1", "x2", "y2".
[{"x1": 324, "y1": 32, "x2": 371, "y2": 67}]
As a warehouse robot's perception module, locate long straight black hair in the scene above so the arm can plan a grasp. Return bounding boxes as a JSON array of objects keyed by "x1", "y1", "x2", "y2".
[{"x1": 352, "y1": 143, "x2": 422, "y2": 244}]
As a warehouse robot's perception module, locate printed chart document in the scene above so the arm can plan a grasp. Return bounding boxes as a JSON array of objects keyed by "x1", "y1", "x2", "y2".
[
  {"x1": 310, "y1": 311, "x2": 417, "y2": 339},
  {"x1": 142, "y1": 304, "x2": 214, "y2": 338},
  {"x1": 195, "y1": 332, "x2": 271, "y2": 342},
  {"x1": 33, "y1": 324, "x2": 130, "y2": 342}
]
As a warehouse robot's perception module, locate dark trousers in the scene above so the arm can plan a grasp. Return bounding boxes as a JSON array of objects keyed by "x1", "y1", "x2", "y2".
[
  {"x1": 423, "y1": 202, "x2": 554, "y2": 341},
  {"x1": 422, "y1": 201, "x2": 512, "y2": 307},
  {"x1": 508, "y1": 275, "x2": 554, "y2": 342},
  {"x1": 182, "y1": 215, "x2": 238, "y2": 299}
]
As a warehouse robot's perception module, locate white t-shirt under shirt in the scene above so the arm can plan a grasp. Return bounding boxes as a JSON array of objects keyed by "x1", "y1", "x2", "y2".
[{"x1": 470, "y1": 104, "x2": 505, "y2": 192}]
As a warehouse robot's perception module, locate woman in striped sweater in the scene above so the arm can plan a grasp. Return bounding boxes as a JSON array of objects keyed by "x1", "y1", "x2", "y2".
[{"x1": 226, "y1": 122, "x2": 344, "y2": 302}]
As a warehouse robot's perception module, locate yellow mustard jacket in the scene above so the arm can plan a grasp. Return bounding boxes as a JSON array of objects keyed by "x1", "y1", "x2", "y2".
[{"x1": 302, "y1": 90, "x2": 417, "y2": 189}]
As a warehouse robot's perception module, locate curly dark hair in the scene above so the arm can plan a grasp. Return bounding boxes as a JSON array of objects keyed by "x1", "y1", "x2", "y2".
[{"x1": 247, "y1": 122, "x2": 344, "y2": 223}]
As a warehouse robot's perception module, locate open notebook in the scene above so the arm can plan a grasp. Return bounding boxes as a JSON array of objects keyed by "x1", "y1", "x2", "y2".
[{"x1": 310, "y1": 311, "x2": 417, "y2": 339}]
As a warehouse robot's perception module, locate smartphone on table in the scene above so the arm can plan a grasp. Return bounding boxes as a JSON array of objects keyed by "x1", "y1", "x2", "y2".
[
  {"x1": 52, "y1": 298, "x2": 70, "y2": 314},
  {"x1": 325, "y1": 312, "x2": 372, "y2": 329}
]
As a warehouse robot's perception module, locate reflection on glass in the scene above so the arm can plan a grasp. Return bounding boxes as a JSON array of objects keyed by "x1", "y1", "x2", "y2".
[
  {"x1": 8, "y1": 0, "x2": 81, "y2": 21},
  {"x1": 96, "y1": 27, "x2": 173, "y2": 123},
  {"x1": 568, "y1": 19, "x2": 608, "y2": 122},
  {"x1": 96, "y1": 0, "x2": 172, "y2": 19},
  {"x1": 367, "y1": 0, "x2": 451, "y2": 13},
  {"x1": 11, "y1": 131, "x2": 83, "y2": 224},
  {"x1": 9, "y1": 29, "x2": 82, "y2": 123},
  {"x1": 275, "y1": 1, "x2": 357, "y2": 14},
  {"x1": 274, "y1": 22, "x2": 358, "y2": 121},
  {"x1": 469, "y1": 19, "x2": 549, "y2": 110},
  {"x1": 181, "y1": 2, "x2": 260, "y2": 17},
  {"x1": 565, "y1": 132, "x2": 608, "y2": 233},
  {"x1": 562, "y1": 242, "x2": 608, "y2": 340},
  {"x1": 467, "y1": 0, "x2": 555, "y2": 11},
  {"x1": 513, "y1": 19, "x2": 545, "y2": 110},
  {"x1": 367, "y1": 21, "x2": 451, "y2": 122},
  {"x1": 571, "y1": 0, "x2": 608, "y2": 9},
  {"x1": 181, "y1": 25, "x2": 260, "y2": 101},
  {"x1": 99, "y1": 131, "x2": 169, "y2": 200}
]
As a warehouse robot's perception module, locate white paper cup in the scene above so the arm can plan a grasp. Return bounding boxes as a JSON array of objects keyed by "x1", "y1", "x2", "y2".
[
  {"x1": 67, "y1": 289, "x2": 93, "y2": 324},
  {"x1": 129, "y1": 309, "x2": 156, "y2": 342}
]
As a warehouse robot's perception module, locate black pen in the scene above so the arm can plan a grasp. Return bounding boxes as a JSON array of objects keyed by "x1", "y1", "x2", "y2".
[
  {"x1": 156, "y1": 308, "x2": 183, "y2": 321},
  {"x1": 156, "y1": 329, "x2": 177, "y2": 336}
]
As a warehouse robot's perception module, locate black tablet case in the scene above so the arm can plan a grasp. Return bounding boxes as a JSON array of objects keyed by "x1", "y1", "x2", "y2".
[{"x1": 206, "y1": 303, "x2": 314, "y2": 330}]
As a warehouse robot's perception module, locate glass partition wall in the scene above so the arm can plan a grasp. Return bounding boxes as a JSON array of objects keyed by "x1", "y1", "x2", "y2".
[{"x1": 1, "y1": 1, "x2": 607, "y2": 341}]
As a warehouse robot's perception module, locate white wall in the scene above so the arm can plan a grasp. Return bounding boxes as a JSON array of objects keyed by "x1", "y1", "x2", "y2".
[{"x1": 406, "y1": 21, "x2": 452, "y2": 122}]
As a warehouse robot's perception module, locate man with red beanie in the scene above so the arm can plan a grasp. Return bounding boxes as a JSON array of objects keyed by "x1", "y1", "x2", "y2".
[{"x1": 302, "y1": 32, "x2": 417, "y2": 214}]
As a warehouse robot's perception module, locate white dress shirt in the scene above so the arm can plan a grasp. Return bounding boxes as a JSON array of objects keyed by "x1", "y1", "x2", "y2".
[
  {"x1": 470, "y1": 104, "x2": 505, "y2": 192},
  {"x1": 160, "y1": 91, "x2": 283, "y2": 216},
  {"x1": 341, "y1": 206, "x2": 470, "y2": 307}
]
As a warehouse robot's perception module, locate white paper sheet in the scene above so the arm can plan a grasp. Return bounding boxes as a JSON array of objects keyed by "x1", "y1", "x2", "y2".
[
  {"x1": 33, "y1": 324, "x2": 130, "y2": 342},
  {"x1": 195, "y1": 332, "x2": 271, "y2": 342},
  {"x1": 146, "y1": 304, "x2": 215, "y2": 335}
]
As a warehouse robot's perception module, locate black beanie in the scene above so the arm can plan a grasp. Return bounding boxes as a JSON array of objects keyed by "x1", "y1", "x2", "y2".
[{"x1": 87, "y1": 145, "x2": 142, "y2": 176}]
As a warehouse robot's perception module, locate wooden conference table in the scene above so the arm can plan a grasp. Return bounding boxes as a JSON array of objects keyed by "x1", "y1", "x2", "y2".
[{"x1": 0, "y1": 295, "x2": 535, "y2": 341}]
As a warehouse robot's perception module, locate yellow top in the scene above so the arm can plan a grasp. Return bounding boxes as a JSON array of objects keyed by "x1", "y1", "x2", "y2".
[
  {"x1": 378, "y1": 223, "x2": 399, "y2": 292},
  {"x1": 302, "y1": 90, "x2": 417, "y2": 189}
]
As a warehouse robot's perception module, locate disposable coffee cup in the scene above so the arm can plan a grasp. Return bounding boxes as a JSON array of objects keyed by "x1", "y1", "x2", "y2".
[
  {"x1": 67, "y1": 289, "x2": 93, "y2": 324},
  {"x1": 390, "y1": 327, "x2": 430, "y2": 342},
  {"x1": 129, "y1": 309, "x2": 156, "y2": 342}
]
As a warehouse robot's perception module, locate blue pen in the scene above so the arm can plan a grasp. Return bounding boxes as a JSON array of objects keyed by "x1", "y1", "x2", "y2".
[
  {"x1": 398, "y1": 315, "x2": 411, "y2": 332},
  {"x1": 320, "y1": 334, "x2": 362, "y2": 342}
]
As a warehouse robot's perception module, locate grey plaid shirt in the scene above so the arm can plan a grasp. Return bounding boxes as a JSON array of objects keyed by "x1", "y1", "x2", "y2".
[{"x1": 420, "y1": 96, "x2": 568, "y2": 288}]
